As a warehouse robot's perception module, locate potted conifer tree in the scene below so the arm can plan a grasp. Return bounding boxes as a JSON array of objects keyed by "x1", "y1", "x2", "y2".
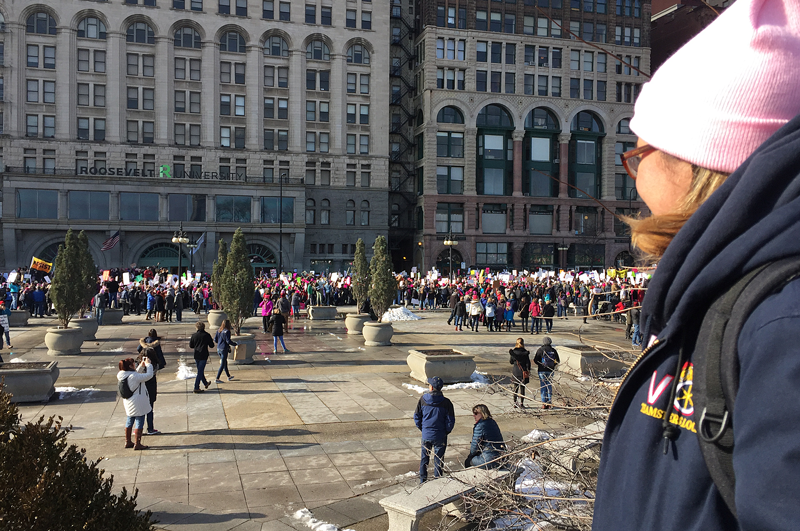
[
  {"x1": 363, "y1": 236, "x2": 397, "y2": 346},
  {"x1": 208, "y1": 238, "x2": 228, "y2": 330},
  {"x1": 70, "y1": 232, "x2": 99, "y2": 340},
  {"x1": 218, "y1": 229, "x2": 256, "y2": 364},
  {"x1": 45, "y1": 230, "x2": 88, "y2": 355},
  {"x1": 346, "y1": 238, "x2": 373, "y2": 334}
]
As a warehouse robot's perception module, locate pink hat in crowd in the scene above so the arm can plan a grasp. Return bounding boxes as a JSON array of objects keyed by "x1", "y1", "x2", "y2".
[{"x1": 630, "y1": 0, "x2": 800, "y2": 173}]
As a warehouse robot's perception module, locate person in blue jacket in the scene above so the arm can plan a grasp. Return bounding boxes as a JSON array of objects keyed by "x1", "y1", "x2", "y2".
[
  {"x1": 466, "y1": 404, "x2": 505, "y2": 469},
  {"x1": 214, "y1": 319, "x2": 237, "y2": 383},
  {"x1": 413, "y1": 376, "x2": 455, "y2": 483},
  {"x1": 593, "y1": 1, "x2": 800, "y2": 529}
]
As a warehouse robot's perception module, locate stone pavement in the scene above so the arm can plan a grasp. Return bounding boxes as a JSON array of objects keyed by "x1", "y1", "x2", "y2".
[{"x1": 8, "y1": 309, "x2": 628, "y2": 531}]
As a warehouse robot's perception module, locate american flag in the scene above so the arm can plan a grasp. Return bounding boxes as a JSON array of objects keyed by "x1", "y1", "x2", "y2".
[{"x1": 101, "y1": 231, "x2": 120, "y2": 251}]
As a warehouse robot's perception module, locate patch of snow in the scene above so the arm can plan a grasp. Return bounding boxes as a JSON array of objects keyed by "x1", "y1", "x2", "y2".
[
  {"x1": 111, "y1": 347, "x2": 124, "y2": 352},
  {"x1": 577, "y1": 376, "x2": 592, "y2": 382},
  {"x1": 381, "y1": 307, "x2": 422, "y2": 322},
  {"x1": 521, "y1": 430, "x2": 552, "y2": 443},
  {"x1": 515, "y1": 458, "x2": 584, "y2": 499},
  {"x1": 292, "y1": 509, "x2": 355, "y2": 531},
  {"x1": 176, "y1": 347, "x2": 187, "y2": 353},
  {"x1": 56, "y1": 387, "x2": 100, "y2": 399},
  {"x1": 402, "y1": 371, "x2": 490, "y2": 393},
  {"x1": 174, "y1": 359, "x2": 197, "y2": 381},
  {"x1": 9, "y1": 358, "x2": 28, "y2": 363}
]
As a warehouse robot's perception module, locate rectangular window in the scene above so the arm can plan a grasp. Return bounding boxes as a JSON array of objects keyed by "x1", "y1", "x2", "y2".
[
  {"x1": 278, "y1": 98, "x2": 288, "y2": 119},
  {"x1": 277, "y1": 130, "x2": 288, "y2": 150},
  {"x1": 168, "y1": 194, "x2": 206, "y2": 221},
  {"x1": 491, "y1": 42, "x2": 502, "y2": 63},
  {"x1": 321, "y1": 6, "x2": 331, "y2": 25},
  {"x1": 319, "y1": 102, "x2": 329, "y2": 122},
  {"x1": 597, "y1": 23, "x2": 607, "y2": 43},
  {"x1": 216, "y1": 195, "x2": 252, "y2": 222},
  {"x1": 143, "y1": 88, "x2": 154, "y2": 110},
  {"x1": 436, "y1": 166, "x2": 464, "y2": 194},
  {"x1": 360, "y1": 104, "x2": 370, "y2": 124},
  {"x1": 143, "y1": 55, "x2": 155, "y2": 77},
  {"x1": 490, "y1": 12, "x2": 502, "y2": 32},
  {"x1": 93, "y1": 118, "x2": 105, "y2": 141},
  {"x1": 552, "y1": 48, "x2": 562, "y2": 68},
  {"x1": 476, "y1": 10, "x2": 487, "y2": 31},
  {"x1": 68, "y1": 191, "x2": 109, "y2": 220},
  {"x1": 552, "y1": 19, "x2": 562, "y2": 38},
  {"x1": 27, "y1": 80, "x2": 38, "y2": 103},
  {"x1": 538, "y1": 75, "x2": 548, "y2": 96},
  {"x1": 476, "y1": 70, "x2": 487, "y2": 92},
  {"x1": 476, "y1": 41, "x2": 487, "y2": 62},
  {"x1": 306, "y1": 101, "x2": 316, "y2": 121},
  {"x1": 221, "y1": 61, "x2": 231, "y2": 83},
  {"x1": 538, "y1": 46, "x2": 549, "y2": 67},
  {"x1": 524, "y1": 16, "x2": 534, "y2": 35},
  {"x1": 175, "y1": 91, "x2": 186, "y2": 112},
  {"x1": 584, "y1": 51, "x2": 594, "y2": 71},
  {"x1": 476, "y1": 242, "x2": 508, "y2": 265},
  {"x1": 537, "y1": 17, "x2": 549, "y2": 36},
  {"x1": 570, "y1": 78, "x2": 580, "y2": 98},
  {"x1": 127, "y1": 54, "x2": 138, "y2": 76},
  {"x1": 597, "y1": 80, "x2": 606, "y2": 101},
  {"x1": 524, "y1": 74, "x2": 534, "y2": 95},
  {"x1": 597, "y1": 53, "x2": 607, "y2": 73},
  {"x1": 16, "y1": 189, "x2": 58, "y2": 219},
  {"x1": 570, "y1": 50, "x2": 580, "y2": 70},
  {"x1": 306, "y1": 132, "x2": 316, "y2": 152},
  {"x1": 260, "y1": 197, "x2": 294, "y2": 223},
  {"x1": 435, "y1": 203, "x2": 464, "y2": 233},
  {"x1": 143, "y1": 122, "x2": 154, "y2": 144},
  {"x1": 583, "y1": 21, "x2": 594, "y2": 41},
  {"x1": 190, "y1": 59, "x2": 201, "y2": 80},
  {"x1": 346, "y1": 134, "x2": 356, "y2": 154},
  {"x1": 362, "y1": 12, "x2": 372, "y2": 29},
  {"x1": 583, "y1": 79, "x2": 593, "y2": 100},
  {"x1": 279, "y1": 1, "x2": 290, "y2": 20},
  {"x1": 305, "y1": 4, "x2": 316, "y2": 23},
  {"x1": 319, "y1": 132, "x2": 329, "y2": 153},
  {"x1": 360, "y1": 74, "x2": 370, "y2": 94},
  {"x1": 481, "y1": 204, "x2": 507, "y2": 234},
  {"x1": 175, "y1": 123, "x2": 186, "y2": 145},
  {"x1": 220, "y1": 94, "x2": 231, "y2": 115},
  {"x1": 278, "y1": 67, "x2": 288, "y2": 87},
  {"x1": 263, "y1": 0, "x2": 274, "y2": 18},
  {"x1": 175, "y1": 57, "x2": 186, "y2": 79},
  {"x1": 505, "y1": 72, "x2": 515, "y2": 93},
  {"x1": 43, "y1": 46, "x2": 56, "y2": 69},
  {"x1": 27, "y1": 45, "x2": 39, "y2": 68},
  {"x1": 78, "y1": 117, "x2": 90, "y2": 140},
  {"x1": 119, "y1": 192, "x2": 159, "y2": 221},
  {"x1": 506, "y1": 43, "x2": 516, "y2": 64},
  {"x1": 360, "y1": 135, "x2": 369, "y2": 154},
  {"x1": 235, "y1": 95, "x2": 245, "y2": 116},
  {"x1": 347, "y1": 73, "x2": 356, "y2": 93},
  {"x1": 264, "y1": 97, "x2": 274, "y2": 118},
  {"x1": 78, "y1": 49, "x2": 90, "y2": 72},
  {"x1": 78, "y1": 84, "x2": 90, "y2": 106},
  {"x1": 491, "y1": 71, "x2": 502, "y2": 93}
]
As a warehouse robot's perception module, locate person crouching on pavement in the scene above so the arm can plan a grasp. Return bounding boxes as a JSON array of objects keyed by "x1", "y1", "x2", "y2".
[
  {"x1": 414, "y1": 376, "x2": 455, "y2": 483},
  {"x1": 466, "y1": 404, "x2": 506, "y2": 469}
]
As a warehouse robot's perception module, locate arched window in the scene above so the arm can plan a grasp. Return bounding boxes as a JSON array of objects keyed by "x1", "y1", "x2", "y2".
[
  {"x1": 247, "y1": 243, "x2": 277, "y2": 274},
  {"x1": 127, "y1": 22, "x2": 155, "y2": 44},
  {"x1": 346, "y1": 200, "x2": 356, "y2": 226},
  {"x1": 306, "y1": 40, "x2": 330, "y2": 61},
  {"x1": 305, "y1": 199, "x2": 316, "y2": 224},
  {"x1": 617, "y1": 118, "x2": 631, "y2": 134},
  {"x1": 571, "y1": 111, "x2": 604, "y2": 133},
  {"x1": 390, "y1": 203, "x2": 400, "y2": 227},
  {"x1": 220, "y1": 31, "x2": 245, "y2": 53},
  {"x1": 264, "y1": 36, "x2": 288, "y2": 57},
  {"x1": 437, "y1": 106, "x2": 464, "y2": 124},
  {"x1": 525, "y1": 108, "x2": 559, "y2": 130},
  {"x1": 27, "y1": 12, "x2": 57, "y2": 35},
  {"x1": 346, "y1": 200, "x2": 355, "y2": 208},
  {"x1": 174, "y1": 27, "x2": 201, "y2": 48},
  {"x1": 347, "y1": 44, "x2": 370, "y2": 64},
  {"x1": 360, "y1": 201, "x2": 370, "y2": 226},
  {"x1": 477, "y1": 104, "x2": 513, "y2": 128},
  {"x1": 320, "y1": 199, "x2": 330, "y2": 225},
  {"x1": 569, "y1": 111, "x2": 605, "y2": 199},
  {"x1": 524, "y1": 108, "x2": 561, "y2": 198},
  {"x1": 77, "y1": 17, "x2": 106, "y2": 40}
]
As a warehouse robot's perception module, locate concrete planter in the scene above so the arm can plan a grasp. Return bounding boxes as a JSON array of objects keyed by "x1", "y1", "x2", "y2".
[
  {"x1": 208, "y1": 310, "x2": 228, "y2": 330},
  {"x1": 44, "y1": 327, "x2": 84, "y2": 356},
  {"x1": 8, "y1": 310, "x2": 30, "y2": 327},
  {"x1": 557, "y1": 345, "x2": 629, "y2": 378},
  {"x1": 363, "y1": 322, "x2": 394, "y2": 346},
  {"x1": 308, "y1": 306, "x2": 337, "y2": 320},
  {"x1": 103, "y1": 308, "x2": 124, "y2": 325},
  {"x1": 0, "y1": 361, "x2": 59, "y2": 403},
  {"x1": 231, "y1": 333, "x2": 256, "y2": 365},
  {"x1": 69, "y1": 318, "x2": 98, "y2": 340},
  {"x1": 407, "y1": 349, "x2": 476, "y2": 384},
  {"x1": 345, "y1": 313, "x2": 373, "y2": 335}
]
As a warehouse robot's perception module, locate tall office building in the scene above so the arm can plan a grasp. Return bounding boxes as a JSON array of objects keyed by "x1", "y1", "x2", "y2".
[
  {"x1": 408, "y1": 0, "x2": 649, "y2": 274},
  {"x1": 0, "y1": 0, "x2": 389, "y2": 273}
]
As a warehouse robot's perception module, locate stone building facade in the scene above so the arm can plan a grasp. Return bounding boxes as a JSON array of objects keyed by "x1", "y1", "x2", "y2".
[
  {"x1": 0, "y1": 0, "x2": 390, "y2": 273},
  {"x1": 410, "y1": 0, "x2": 650, "y2": 274}
]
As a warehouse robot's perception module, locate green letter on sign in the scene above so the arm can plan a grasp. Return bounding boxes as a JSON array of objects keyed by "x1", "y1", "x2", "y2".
[{"x1": 159, "y1": 165, "x2": 172, "y2": 178}]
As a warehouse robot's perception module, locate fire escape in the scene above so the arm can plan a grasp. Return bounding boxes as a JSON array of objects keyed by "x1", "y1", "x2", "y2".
[{"x1": 388, "y1": 0, "x2": 418, "y2": 270}]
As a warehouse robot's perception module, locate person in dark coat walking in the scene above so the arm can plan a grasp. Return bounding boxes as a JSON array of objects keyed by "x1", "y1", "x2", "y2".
[
  {"x1": 533, "y1": 337, "x2": 559, "y2": 409},
  {"x1": 447, "y1": 289, "x2": 459, "y2": 325},
  {"x1": 454, "y1": 296, "x2": 467, "y2": 331},
  {"x1": 214, "y1": 319, "x2": 237, "y2": 382},
  {"x1": 414, "y1": 376, "x2": 455, "y2": 483},
  {"x1": 509, "y1": 338, "x2": 531, "y2": 408},
  {"x1": 189, "y1": 321, "x2": 214, "y2": 393},
  {"x1": 269, "y1": 307, "x2": 289, "y2": 353},
  {"x1": 542, "y1": 300, "x2": 555, "y2": 333}
]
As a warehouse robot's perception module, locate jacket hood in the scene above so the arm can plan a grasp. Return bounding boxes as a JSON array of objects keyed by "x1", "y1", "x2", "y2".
[
  {"x1": 642, "y1": 114, "x2": 800, "y2": 340},
  {"x1": 423, "y1": 391, "x2": 445, "y2": 405}
]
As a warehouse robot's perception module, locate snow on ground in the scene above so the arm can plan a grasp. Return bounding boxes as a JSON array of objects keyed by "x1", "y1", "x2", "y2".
[
  {"x1": 174, "y1": 359, "x2": 197, "y2": 380},
  {"x1": 55, "y1": 387, "x2": 100, "y2": 399},
  {"x1": 110, "y1": 347, "x2": 124, "y2": 352},
  {"x1": 521, "y1": 430, "x2": 552, "y2": 443},
  {"x1": 402, "y1": 370, "x2": 489, "y2": 393},
  {"x1": 292, "y1": 509, "x2": 355, "y2": 531},
  {"x1": 381, "y1": 307, "x2": 422, "y2": 322},
  {"x1": 9, "y1": 358, "x2": 27, "y2": 363}
]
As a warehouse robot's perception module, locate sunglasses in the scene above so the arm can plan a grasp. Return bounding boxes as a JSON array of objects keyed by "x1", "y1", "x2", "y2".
[{"x1": 620, "y1": 144, "x2": 658, "y2": 179}]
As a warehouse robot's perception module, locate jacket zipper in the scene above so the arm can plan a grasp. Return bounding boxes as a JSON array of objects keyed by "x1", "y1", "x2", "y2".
[{"x1": 612, "y1": 339, "x2": 661, "y2": 405}]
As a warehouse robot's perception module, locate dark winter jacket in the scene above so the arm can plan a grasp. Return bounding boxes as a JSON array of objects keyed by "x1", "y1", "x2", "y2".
[
  {"x1": 269, "y1": 313, "x2": 287, "y2": 336},
  {"x1": 533, "y1": 342, "x2": 559, "y2": 372},
  {"x1": 509, "y1": 348, "x2": 531, "y2": 382},
  {"x1": 593, "y1": 115, "x2": 800, "y2": 531},
  {"x1": 215, "y1": 329, "x2": 237, "y2": 355},
  {"x1": 542, "y1": 302, "x2": 555, "y2": 318},
  {"x1": 414, "y1": 391, "x2": 455, "y2": 442},
  {"x1": 469, "y1": 418, "x2": 505, "y2": 459},
  {"x1": 455, "y1": 300, "x2": 467, "y2": 317},
  {"x1": 189, "y1": 330, "x2": 215, "y2": 361}
]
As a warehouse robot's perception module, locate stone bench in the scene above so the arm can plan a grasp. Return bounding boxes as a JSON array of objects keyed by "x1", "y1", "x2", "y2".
[{"x1": 379, "y1": 467, "x2": 512, "y2": 531}]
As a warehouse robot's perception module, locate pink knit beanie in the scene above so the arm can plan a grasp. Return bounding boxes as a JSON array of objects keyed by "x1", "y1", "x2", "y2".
[{"x1": 630, "y1": 0, "x2": 800, "y2": 174}]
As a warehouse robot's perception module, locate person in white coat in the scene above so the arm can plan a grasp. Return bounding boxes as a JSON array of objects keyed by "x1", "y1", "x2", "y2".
[{"x1": 117, "y1": 356, "x2": 154, "y2": 450}]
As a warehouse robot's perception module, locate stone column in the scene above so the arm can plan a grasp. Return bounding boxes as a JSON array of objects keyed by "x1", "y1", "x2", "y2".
[
  {"x1": 246, "y1": 44, "x2": 261, "y2": 150},
  {"x1": 4, "y1": 23, "x2": 21, "y2": 137},
  {"x1": 109, "y1": 192, "x2": 120, "y2": 221},
  {"x1": 155, "y1": 36, "x2": 171, "y2": 144},
  {"x1": 55, "y1": 27, "x2": 76, "y2": 141},
  {"x1": 558, "y1": 133, "x2": 571, "y2": 198},
  {"x1": 58, "y1": 191, "x2": 68, "y2": 221},
  {"x1": 512, "y1": 130, "x2": 524, "y2": 197},
  {"x1": 329, "y1": 54, "x2": 345, "y2": 154},
  {"x1": 106, "y1": 32, "x2": 123, "y2": 143},
  {"x1": 201, "y1": 41, "x2": 217, "y2": 146},
  {"x1": 288, "y1": 49, "x2": 304, "y2": 152},
  {"x1": 159, "y1": 193, "x2": 168, "y2": 222},
  {"x1": 463, "y1": 127, "x2": 478, "y2": 195}
]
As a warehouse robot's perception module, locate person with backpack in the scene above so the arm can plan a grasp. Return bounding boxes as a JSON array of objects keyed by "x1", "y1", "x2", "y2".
[
  {"x1": 117, "y1": 356, "x2": 154, "y2": 450},
  {"x1": 509, "y1": 338, "x2": 531, "y2": 409},
  {"x1": 189, "y1": 321, "x2": 214, "y2": 393},
  {"x1": 541, "y1": 299, "x2": 555, "y2": 333},
  {"x1": 214, "y1": 319, "x2": 237, "y2": 383},
  {"x1": 593, "y1": 1, "x2": 800, "y2": 529},
  {"x1": 137, "y1": 329, "x2": 166, "y2": 435},
  {"x1": 413, "y1": 376, "x2": 455, "y2": 483},
  {"x1": 533, "y1": 337, "x2": 559, "y2": 409}
]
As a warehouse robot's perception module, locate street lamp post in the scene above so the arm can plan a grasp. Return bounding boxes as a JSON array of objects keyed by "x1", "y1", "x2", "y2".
[
  {"x1": 279, "y1": 172, "x2": 286, "y2": 273},
  {"x1": 186, "y1": 235, "x2": 198, "y2": 274},
  {"x1": 443, "y1": 233, "x2": 458, "y2": 282},
  {"x1": 172, "y1": 222, "x2": 189, "y2": 278},
  {"x1": 557, "y1": 239, "x2": 569, "y2": 271}
]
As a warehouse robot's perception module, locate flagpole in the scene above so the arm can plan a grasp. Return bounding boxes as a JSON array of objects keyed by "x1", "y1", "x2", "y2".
[{"x1": 119, "y1": 230, "x2": 123, "y2": 270}]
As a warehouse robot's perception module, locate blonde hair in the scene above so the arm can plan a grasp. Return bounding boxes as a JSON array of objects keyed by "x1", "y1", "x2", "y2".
[
  {"x1": 472, "y1": 404, "x2": 492, "y2": 420},
  {"x1": 515, "y1": 338, "x2": 525, "y2": 349},
  {"x1": 625, "y1": 164, "x2": 730, "y2": 259}
]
